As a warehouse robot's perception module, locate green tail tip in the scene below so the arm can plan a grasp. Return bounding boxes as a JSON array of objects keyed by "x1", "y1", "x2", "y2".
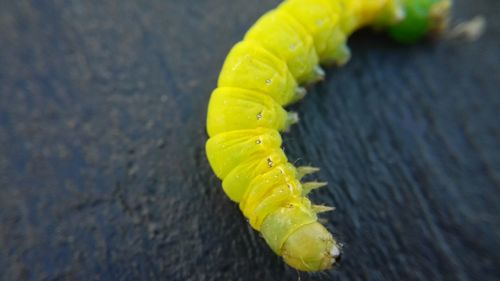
[{"x1": 388, "y1": 0, "x2": 452, "y2": 44}]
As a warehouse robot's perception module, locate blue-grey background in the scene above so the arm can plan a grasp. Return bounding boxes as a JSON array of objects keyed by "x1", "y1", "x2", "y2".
[{"x1": 0, "y1": 0, "x2": 499, "y2": 280}]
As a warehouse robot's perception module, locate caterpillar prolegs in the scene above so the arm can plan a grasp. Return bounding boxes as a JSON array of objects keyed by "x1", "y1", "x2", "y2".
[{"x1": 206, "y1": 0, "x2": 451, "y2": 272}]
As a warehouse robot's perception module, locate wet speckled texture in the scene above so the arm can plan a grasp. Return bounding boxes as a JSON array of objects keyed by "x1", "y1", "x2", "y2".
[{"x1": 0, "y1": 0, "x2": 499, "y2": 280}]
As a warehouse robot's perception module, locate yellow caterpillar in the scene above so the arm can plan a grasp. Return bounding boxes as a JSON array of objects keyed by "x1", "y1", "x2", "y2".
[{"x1": 206, "y1": 0, "x2": 451, "y2": 271}]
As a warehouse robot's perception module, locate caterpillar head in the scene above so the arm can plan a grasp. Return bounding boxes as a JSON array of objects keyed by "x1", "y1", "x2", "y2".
[{"x1": 281, "y1": 222, "x2": 341, "y2": 271}]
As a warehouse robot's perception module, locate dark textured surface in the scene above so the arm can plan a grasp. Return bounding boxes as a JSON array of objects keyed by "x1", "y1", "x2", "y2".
[{"x1": 0, "y1": 0, "x2": 499, "y2": 280}]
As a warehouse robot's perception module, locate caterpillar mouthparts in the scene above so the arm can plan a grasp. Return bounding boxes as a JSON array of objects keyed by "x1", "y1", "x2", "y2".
[{"x1": 205, "y1": 0, "x2": 451, "y2": 272}]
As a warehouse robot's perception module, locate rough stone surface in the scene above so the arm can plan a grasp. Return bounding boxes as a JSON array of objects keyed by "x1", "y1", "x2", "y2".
[{"x1": 0, "y1": 0, "x2": 498, "y2": 280}]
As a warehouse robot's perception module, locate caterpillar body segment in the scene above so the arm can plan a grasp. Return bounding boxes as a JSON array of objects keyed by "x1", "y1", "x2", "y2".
[
  {"x1": 206, "y1": 128, "x2": 283, "y2": 178},
  {"x1": 242, "y1": 179, "x2": 304, "y2": 228},
  {"x1": 372, "y1": 0, "x2": 406, "y2": 27},
  {"x1": 218, "y1": 40, "x2": 302, "y2": 106},
  {"x1": 206, "y1": 87, "x2": 298, "y2": 137},
  {"x1": 341, "y1": 0, "x2": 395, "y2": 31},
  {"x1": 249, "y1": 181, "x2": 305, "y2": 229},
  {"x1": 278, "y1": 0, "x2": 345, "y2": 64},
  {"x1": 245, "y1": 9, "x2": 321, "y2": 84},
  {"x1": 206, "y1": 0, "x2": 451, "y2": 272},
  {"x1": 260, "y1": 200, "x2": 318, "y2": 253},
  {"x1": 221, "y1": 151, "x2": 289, "y2": 202},
  {"x1": 239, "y1": 163, "x2": 299, "y2": 216}
]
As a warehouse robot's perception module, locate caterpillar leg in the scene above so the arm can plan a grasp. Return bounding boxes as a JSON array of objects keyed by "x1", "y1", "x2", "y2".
[
  {"x1": 330, "y1": 42, "x2": 352, "y2": 66},
  {"x1": 285, "y1": 111, "x2": 300, "y2": 131},
  {"x1": 312, "y1": 204, "x2": 336, "y2": 213},
  {"x1": 310, "y1": 66, "x2": 326, "y2": 83},
  {"x1": 302, "y1": 181, "x2": 328, "y2": 195},
  {"x1": 297, "y1": 166, "x2": 320, "y2": 179},
  {"x1": 291, "y1": 86, "x2": 308, "y2": 104}
]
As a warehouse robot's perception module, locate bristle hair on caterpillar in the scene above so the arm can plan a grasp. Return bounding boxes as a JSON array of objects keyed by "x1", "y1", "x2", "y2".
[{"x1": 205, "y1": 0, "x2": 452, "y2": 272}]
